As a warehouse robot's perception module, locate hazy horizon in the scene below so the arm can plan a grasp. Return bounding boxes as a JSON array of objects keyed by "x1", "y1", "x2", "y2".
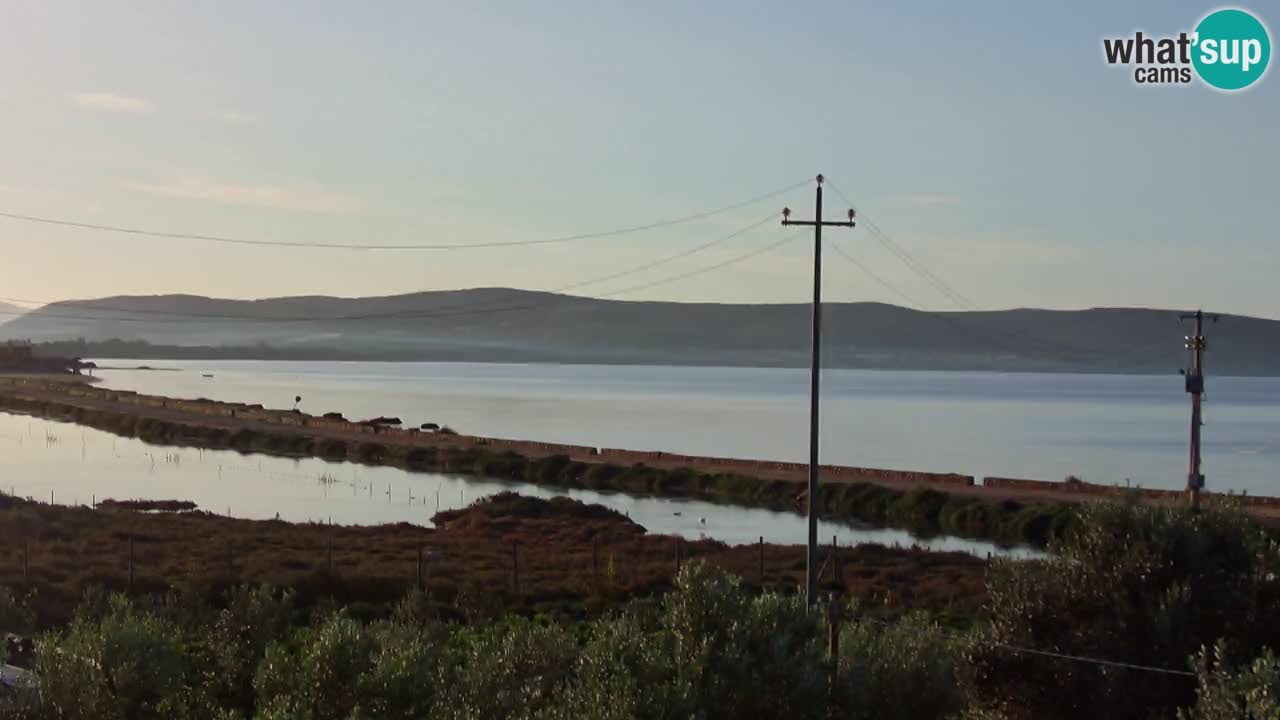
[{"x1": 7, "y1": 287, "x2": 1279, "y2": 323}]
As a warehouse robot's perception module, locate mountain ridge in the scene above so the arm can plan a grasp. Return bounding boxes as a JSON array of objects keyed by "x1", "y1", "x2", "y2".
[{"x1": 3, "y1": 289, "x2": 1276, "y2": 374}]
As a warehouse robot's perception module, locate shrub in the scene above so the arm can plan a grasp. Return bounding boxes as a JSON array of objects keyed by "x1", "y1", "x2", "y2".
[
  {"x1": 966, "y1": 501, "x2": 1280, "y2": 719},
  {"x1": 1179, "y1": 642, "x2": 1280, "y2": 719},
  {"x1": 203, "y1": 586, "x2": 298, "y2": 716},
  {"x1": 255, "y1": 614, "x2": 376, "y2": 720},
  {"x1": 438, "y1": 617, "x2": 577, "y2": 719},
  {"x1": 666, "y1": 562, "x2": 827, "y2": 720},
  {"x1": 29, "y1": 594, "x2": 186, "y2": 720},
  {"x1": 834, "y1": 611, "x2": 964, "y2": 719},
  {"x1": 544, "y1": 610, "x2": 687, "y2": 720}
]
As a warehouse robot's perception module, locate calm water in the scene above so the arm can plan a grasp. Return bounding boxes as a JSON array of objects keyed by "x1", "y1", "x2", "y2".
[
  {"x1": 92, "y1": 360, "x2": 1280, "y2": 495},
  {"x1": 0, "y1": 413, "x2": 1030, "y2": 557}
]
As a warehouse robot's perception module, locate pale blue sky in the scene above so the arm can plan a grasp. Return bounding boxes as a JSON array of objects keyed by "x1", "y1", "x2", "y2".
[{"x1": 0, "y1": 1, "x2": 1276, "y2": 316}]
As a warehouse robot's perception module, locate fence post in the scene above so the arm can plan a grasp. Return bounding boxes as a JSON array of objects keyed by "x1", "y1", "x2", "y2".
[
  {"x1": 416, "y1": 543, "x2": 423, "y2": 591},
  {"x1": 831, "y1": 535, "x2": 839, "y2": 584},
  {"x1": 674, "y1": 537, "x2": 682, "y2": 578},
  {"x1": 327, "y1": 532, "x2": 334, "y2": 577},
  {"x1": 758, "y1": 536, "x2": 765, "y2": 588},
  {"x1": 21, "y1": 538, "x2": 28, "y2": 587}
]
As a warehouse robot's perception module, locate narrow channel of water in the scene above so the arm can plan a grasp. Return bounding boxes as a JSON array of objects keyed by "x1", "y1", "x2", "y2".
[{"x1": 0, "y1": 412, "x2": 1036, "y2": 558}]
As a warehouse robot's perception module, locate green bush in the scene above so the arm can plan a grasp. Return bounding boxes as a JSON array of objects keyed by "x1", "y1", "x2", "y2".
[
  {"x1": 29, "y1": 594, "x2": 186, "y2": 720},
  {"x1": 545, "y1": 610, "x2": 687, "y2": 720},
  {"x1": 666, "y1": 562, "x2": 827, "y2": 720},
  {"x1": 834, "y1": 611, "x2": 964, "y2": 719},
  {"x1": 438, "y1": 617, "x2": 577, "y2": 719},
  {"x1": 1179, "y1": 642, "x2": 1280, "y2": 719},
  {"x1": 582, "y1": 463, "x2": 624, "y2": 488},
  {"x1": 966, "y1": 501, "x2": 1280, "y2": 719},
  {"x1": 255, "y1": 614, "x2": 377, "y2": 720}
]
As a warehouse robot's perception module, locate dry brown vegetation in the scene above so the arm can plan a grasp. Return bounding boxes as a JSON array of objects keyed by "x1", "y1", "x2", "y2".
[{"x1": 0, "y1": 492, "x2": 986, "y2": 628}]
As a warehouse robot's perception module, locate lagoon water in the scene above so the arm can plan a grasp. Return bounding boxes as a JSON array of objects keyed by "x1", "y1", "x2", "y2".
[
  {"x1": 4, "y1": 360, "x2": 1276, "y2": 558},
  {"x1": 0, "y1": 413, "x2": 1034, "y2": 557},
  {"x1": 92, "y1": 360, "x2": 1280, "y2": 495}
]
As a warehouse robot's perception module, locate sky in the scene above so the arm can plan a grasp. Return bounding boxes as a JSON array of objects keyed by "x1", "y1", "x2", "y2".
[{"x1": 0, "y1": 1, "x2": 1277, "y2": 317}]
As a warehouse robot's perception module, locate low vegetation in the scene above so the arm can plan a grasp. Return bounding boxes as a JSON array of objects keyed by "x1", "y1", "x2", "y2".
[
  {"x1": 2, "y1": 499, "x2": 1278, "y2": 718},
  {"x1": 0, "y1": 492, "x2": 986, "y2": 629}
]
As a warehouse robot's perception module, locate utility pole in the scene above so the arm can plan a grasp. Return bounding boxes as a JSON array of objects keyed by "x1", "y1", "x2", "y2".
[
  {"x1": 1181, "y1": 310, "x2": 1218, "y2": 507},
  {"x1": 782, "y1": 174, "x2": 855, "y2": 606}
]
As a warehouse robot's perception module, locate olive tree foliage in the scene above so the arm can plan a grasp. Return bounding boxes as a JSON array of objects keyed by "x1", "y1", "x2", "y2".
[
  {"x1": 965, "y1": 500, "x2": 1280, "y2": 720},
  {"x1": 834, "y1": 611, "x2": 965, "y2": 720},
  {"x1": 0, "y1": 563, "x2": 985, "y2": 719},
  {"x1": 538, "y1": 609, "x2": 687, "y2": 720},
  {"x1": 255, "y1": 613, "x2": 449, "y2": 720},
  {"x1": 1178, "y1": 643, "x2": 1280, "y2": 720},
  {"x1": 19, "y1": 593, "x2": 186, "y2": 720},
  {"x1": 199, "y1": 585, "x2": 297, "y2": 716},
  {"x1": 664, "y1": 563, "x2": 828, "y2": 720}
]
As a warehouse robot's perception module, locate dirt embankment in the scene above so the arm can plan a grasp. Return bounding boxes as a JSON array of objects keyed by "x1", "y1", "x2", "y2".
[{"x1": 0, "y1": 492, "x2": 987, "y2": 628}]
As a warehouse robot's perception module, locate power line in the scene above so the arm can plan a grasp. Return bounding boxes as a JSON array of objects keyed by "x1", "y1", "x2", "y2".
[
  {"x1": 0, "y1": 228, "x2": 801, "y2": 328},
  {"x1": 0, "y1": 179, "x2": 808, "y2": 251},
  {"x1": 0, "y1": 214, "x2": 778, "y2": 325},
  {"x1": 825, "y1": 236, "x2": 1097, "y2": 359},
  {"x1": 600, "y1": 231, "x2": 803, "y2": 298},
  {"x1": 826, "y1": 182, "x2": 979, "y2": 310},
  {"x1": 858, "y1": 615, "x2": 1196, "y2": 678},
  {"x1": 828, "y1": 242, "x2": 928, "y2": 309}
]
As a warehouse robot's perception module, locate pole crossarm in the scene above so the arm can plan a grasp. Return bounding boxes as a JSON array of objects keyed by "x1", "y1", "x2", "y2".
[{"x1": 782, "y1": 219, "x2": 856, "y2": 228}]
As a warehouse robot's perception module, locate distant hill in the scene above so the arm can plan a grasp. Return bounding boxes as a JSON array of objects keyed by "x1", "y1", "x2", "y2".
[
  {"x1": 0, "y1": 301, "x2": 29, "y2": 322},
  {"x1": 2, "y1": 288, "x2": 1277, "y2": 374}
]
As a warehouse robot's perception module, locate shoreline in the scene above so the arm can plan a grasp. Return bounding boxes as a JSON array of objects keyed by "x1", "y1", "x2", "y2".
[
  {"x1": 81, "y1": 355, "x2": 1280, "y2": 379},
  {"x1": 1, "y1": 374, "x2": 1268, "y2": 546}
]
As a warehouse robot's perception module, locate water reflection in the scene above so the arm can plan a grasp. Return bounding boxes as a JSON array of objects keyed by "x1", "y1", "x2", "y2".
[{"x1": 0, "y1": 412, "x2": 1034, "y2": 558}]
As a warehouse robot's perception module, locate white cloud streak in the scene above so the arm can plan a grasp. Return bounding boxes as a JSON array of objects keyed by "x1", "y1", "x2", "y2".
[{"x1": 71, "y1": 93, "x2": 154, "y2": 114}]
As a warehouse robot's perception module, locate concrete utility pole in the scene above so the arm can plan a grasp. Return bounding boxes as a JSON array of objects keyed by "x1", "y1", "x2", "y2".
[
  {"x1": 782, "y1": 174, "x2": 855, "y2": 607},
  {"x1": 1181, "y1": 310, "x2": 1218, "y2": 507}
]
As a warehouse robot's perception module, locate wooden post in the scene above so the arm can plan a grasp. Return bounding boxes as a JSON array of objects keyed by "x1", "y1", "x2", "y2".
[
  {"x1": 511, "y1": 541, "x2": 519, "y2": 596},
  {"x1": 327, "y1": 533, "x2": 334, "y2": 576},
  {"x1": 21, "y1": 538, "x2": 28, "y2": 587},
  {"x1": 128, "y1": 535, "x2": 135, "y2": 594},
  {"x1": 831, "y1": 535, "x2": 839, "y2": 584},
  {"x1": 758, "y1": 535, "x2": 765, "y2": 588},
  {"x1": 674, "y1": 537, "x2": 682, "y2": 578}
]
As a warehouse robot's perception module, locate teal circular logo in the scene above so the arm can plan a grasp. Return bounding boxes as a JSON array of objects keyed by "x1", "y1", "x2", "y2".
[{"x1": 1192, "y1": 9, "x2": 1271, "y2": 91}]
